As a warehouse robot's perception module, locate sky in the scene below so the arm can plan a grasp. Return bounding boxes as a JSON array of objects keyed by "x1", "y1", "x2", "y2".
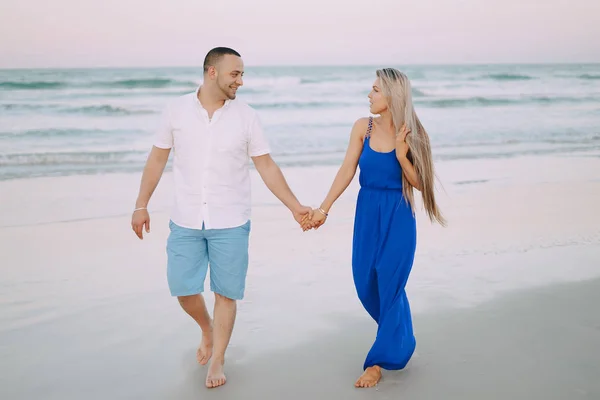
[{"x1": 1, "y1": 0, "x2": 599, "y2": 68}]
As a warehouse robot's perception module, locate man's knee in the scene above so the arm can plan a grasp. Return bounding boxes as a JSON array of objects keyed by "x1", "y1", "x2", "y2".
[
  {"x1": 214, "y1": 292, "x2": 237, "y2": 304},
  {"x1": 177, "y1": 294, "x2": 201, "y2": 307}
]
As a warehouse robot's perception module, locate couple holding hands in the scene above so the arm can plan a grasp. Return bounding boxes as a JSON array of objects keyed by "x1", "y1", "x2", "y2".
[{"x1": 131, "y1": 46, "x2": 444, "y2": 389}]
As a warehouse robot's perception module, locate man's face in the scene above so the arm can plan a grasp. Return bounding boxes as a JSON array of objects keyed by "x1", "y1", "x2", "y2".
[{"x1": 215, "y1": 54, "x2": 244, "y2": 100}]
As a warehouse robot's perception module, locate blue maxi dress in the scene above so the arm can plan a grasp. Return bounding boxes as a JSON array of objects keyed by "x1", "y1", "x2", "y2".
[{"x1": 352, "y1": 116, "x2": 417, "y2": 371}]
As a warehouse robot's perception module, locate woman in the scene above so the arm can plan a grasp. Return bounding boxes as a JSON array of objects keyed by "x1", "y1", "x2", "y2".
[{"x1": 303, "y1": 68, "x2": 446, "y2": 388}]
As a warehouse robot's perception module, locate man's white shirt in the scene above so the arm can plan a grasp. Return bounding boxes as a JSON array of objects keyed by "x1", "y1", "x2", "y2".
[{"x1": 154, "y1": 87, "x2": 271, "y2": 230}]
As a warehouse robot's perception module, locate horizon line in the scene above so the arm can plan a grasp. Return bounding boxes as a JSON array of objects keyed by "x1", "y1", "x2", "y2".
[{"x1": 1, "y1": 61, "x2": 599, "y2": 71}]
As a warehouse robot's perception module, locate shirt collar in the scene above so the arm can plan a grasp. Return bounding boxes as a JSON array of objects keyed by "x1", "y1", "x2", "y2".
[{"x1": 195, "y1": 85, "x2": 232, "y2": 109}]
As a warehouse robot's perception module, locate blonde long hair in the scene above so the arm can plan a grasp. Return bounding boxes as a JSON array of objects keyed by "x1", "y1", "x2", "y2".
[{"x1": 376, "y1": 68, "x2": 446, "y2": 226}]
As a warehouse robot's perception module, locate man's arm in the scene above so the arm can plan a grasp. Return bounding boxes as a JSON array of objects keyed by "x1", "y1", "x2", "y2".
[
  {"x1": 132, "y1": 146, "x2": 170, "y2": 239},
  {"x1": 251, "y1": 154, "x2": 312, "y2": 225},
  {"x1": 135, "y1": 146, "x2": 171, "y2": 207}
]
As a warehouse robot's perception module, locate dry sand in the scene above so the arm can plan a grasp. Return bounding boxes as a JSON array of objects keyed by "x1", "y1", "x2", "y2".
[{"x1": 1, "y1": 153, "x2": 600, "y2": 399}]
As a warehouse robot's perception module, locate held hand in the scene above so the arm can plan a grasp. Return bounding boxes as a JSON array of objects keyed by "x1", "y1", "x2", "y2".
[
  {"x1": 300, "y1": 212, "x2": 312, "y2": 231},
  {"x1": 302, "y1": 208, "x2": 327, "y2": 230},
  {"x1": 131, "y1": 208, "x2": 150, "y2": 239},
  {"x1": 311, "y1": 208, "x2": 327, "y2": 229},
  {"x1": 396, "y1": 123, "x2": 411, "y2": 159},
  {"x1": 293, "y1": 205, "x2": 313, "y2": 231}
]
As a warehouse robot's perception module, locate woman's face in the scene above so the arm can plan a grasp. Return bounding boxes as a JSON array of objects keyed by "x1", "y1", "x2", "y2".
[{"x1": 368, "y1": 78, "x2": 388, "y2": 114}]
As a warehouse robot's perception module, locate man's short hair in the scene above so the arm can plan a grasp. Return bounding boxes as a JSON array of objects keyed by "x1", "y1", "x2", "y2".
[{"x1": 203, "y1": 47, "x2": 241, "y2": 73}]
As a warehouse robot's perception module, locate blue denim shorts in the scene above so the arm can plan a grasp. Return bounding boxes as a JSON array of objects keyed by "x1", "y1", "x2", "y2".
[{"x1": 166, "y1": 220, "x2": 251, "y2": 300}]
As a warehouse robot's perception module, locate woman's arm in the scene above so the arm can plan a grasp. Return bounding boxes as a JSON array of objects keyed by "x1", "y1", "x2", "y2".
[
  {"x1": 305, "y1": 118, "x2": 368, "y2": 229},
  {"x1": 398, "y1": 155, "x2": 422, "y2": 191},
  {"x1": 396, "y1": 124, "x2": 422, "y2": 191}
]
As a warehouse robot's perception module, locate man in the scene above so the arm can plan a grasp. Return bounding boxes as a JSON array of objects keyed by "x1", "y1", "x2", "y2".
[{"x1": 131, "y1": 47, "x2": 312, "y2": 388}]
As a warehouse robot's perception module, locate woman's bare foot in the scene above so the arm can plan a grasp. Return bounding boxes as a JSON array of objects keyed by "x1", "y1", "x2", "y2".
[
  {"x1": 206, "y1": 357, "x2": 226, "y2": 388},
  {"x1": 196, "y1": 330, "x2": 213, "y2": 365},
  {"x1": 355, "y1": 366, "x2": 382, "y2": 388}
]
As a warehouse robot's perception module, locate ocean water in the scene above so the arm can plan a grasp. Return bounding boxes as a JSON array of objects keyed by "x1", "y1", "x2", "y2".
[{"x1": 1, "y1": 64, "x2": 599, "y2": 181}]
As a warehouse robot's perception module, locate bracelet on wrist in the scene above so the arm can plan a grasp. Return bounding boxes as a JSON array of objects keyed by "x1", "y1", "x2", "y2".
[{"x1": 317, "y1": 207, "x2": 328, "y2": 217}]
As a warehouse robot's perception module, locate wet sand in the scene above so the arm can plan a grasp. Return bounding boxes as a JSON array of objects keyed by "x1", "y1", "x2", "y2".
[{"x1": 181, "y1": 277, "x2": 600, "y2": 400}]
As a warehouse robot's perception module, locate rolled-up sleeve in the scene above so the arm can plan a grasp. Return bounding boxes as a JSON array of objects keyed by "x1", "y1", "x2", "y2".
[
  {"x1": 248, "y1": 113, "x2": 271, "y2": 157},
  {"x1": 153, "y1": 105, "x2": 173, "y2": 149}
]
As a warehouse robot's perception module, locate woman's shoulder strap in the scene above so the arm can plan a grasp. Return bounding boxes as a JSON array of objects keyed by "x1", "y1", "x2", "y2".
[{"x1": 365, "y1": 116, "x2": 373, "y2": 138}]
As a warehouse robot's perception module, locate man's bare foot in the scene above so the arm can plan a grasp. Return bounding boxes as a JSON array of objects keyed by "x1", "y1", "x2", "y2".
[
  {"x1": 196, "y1": 330, "x2": 213, "y2": 365},
  {"x1": 355, "y1": 366, "x2": 382, "y2": 388},
  {"x1": 206, "y1": 357, "x2": 226, "y2": 388}
]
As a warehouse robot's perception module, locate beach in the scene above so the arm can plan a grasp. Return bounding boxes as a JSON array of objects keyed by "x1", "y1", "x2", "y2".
[
  {"x1": 1, "y1": 152, "x2": 600, "y2": 399},
  {"x1": 2, "y1": 0, "x2": 600, "y2": 395},
  {"x1": 1, "y1": 0, "x2": 599, "y2": 394}
]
